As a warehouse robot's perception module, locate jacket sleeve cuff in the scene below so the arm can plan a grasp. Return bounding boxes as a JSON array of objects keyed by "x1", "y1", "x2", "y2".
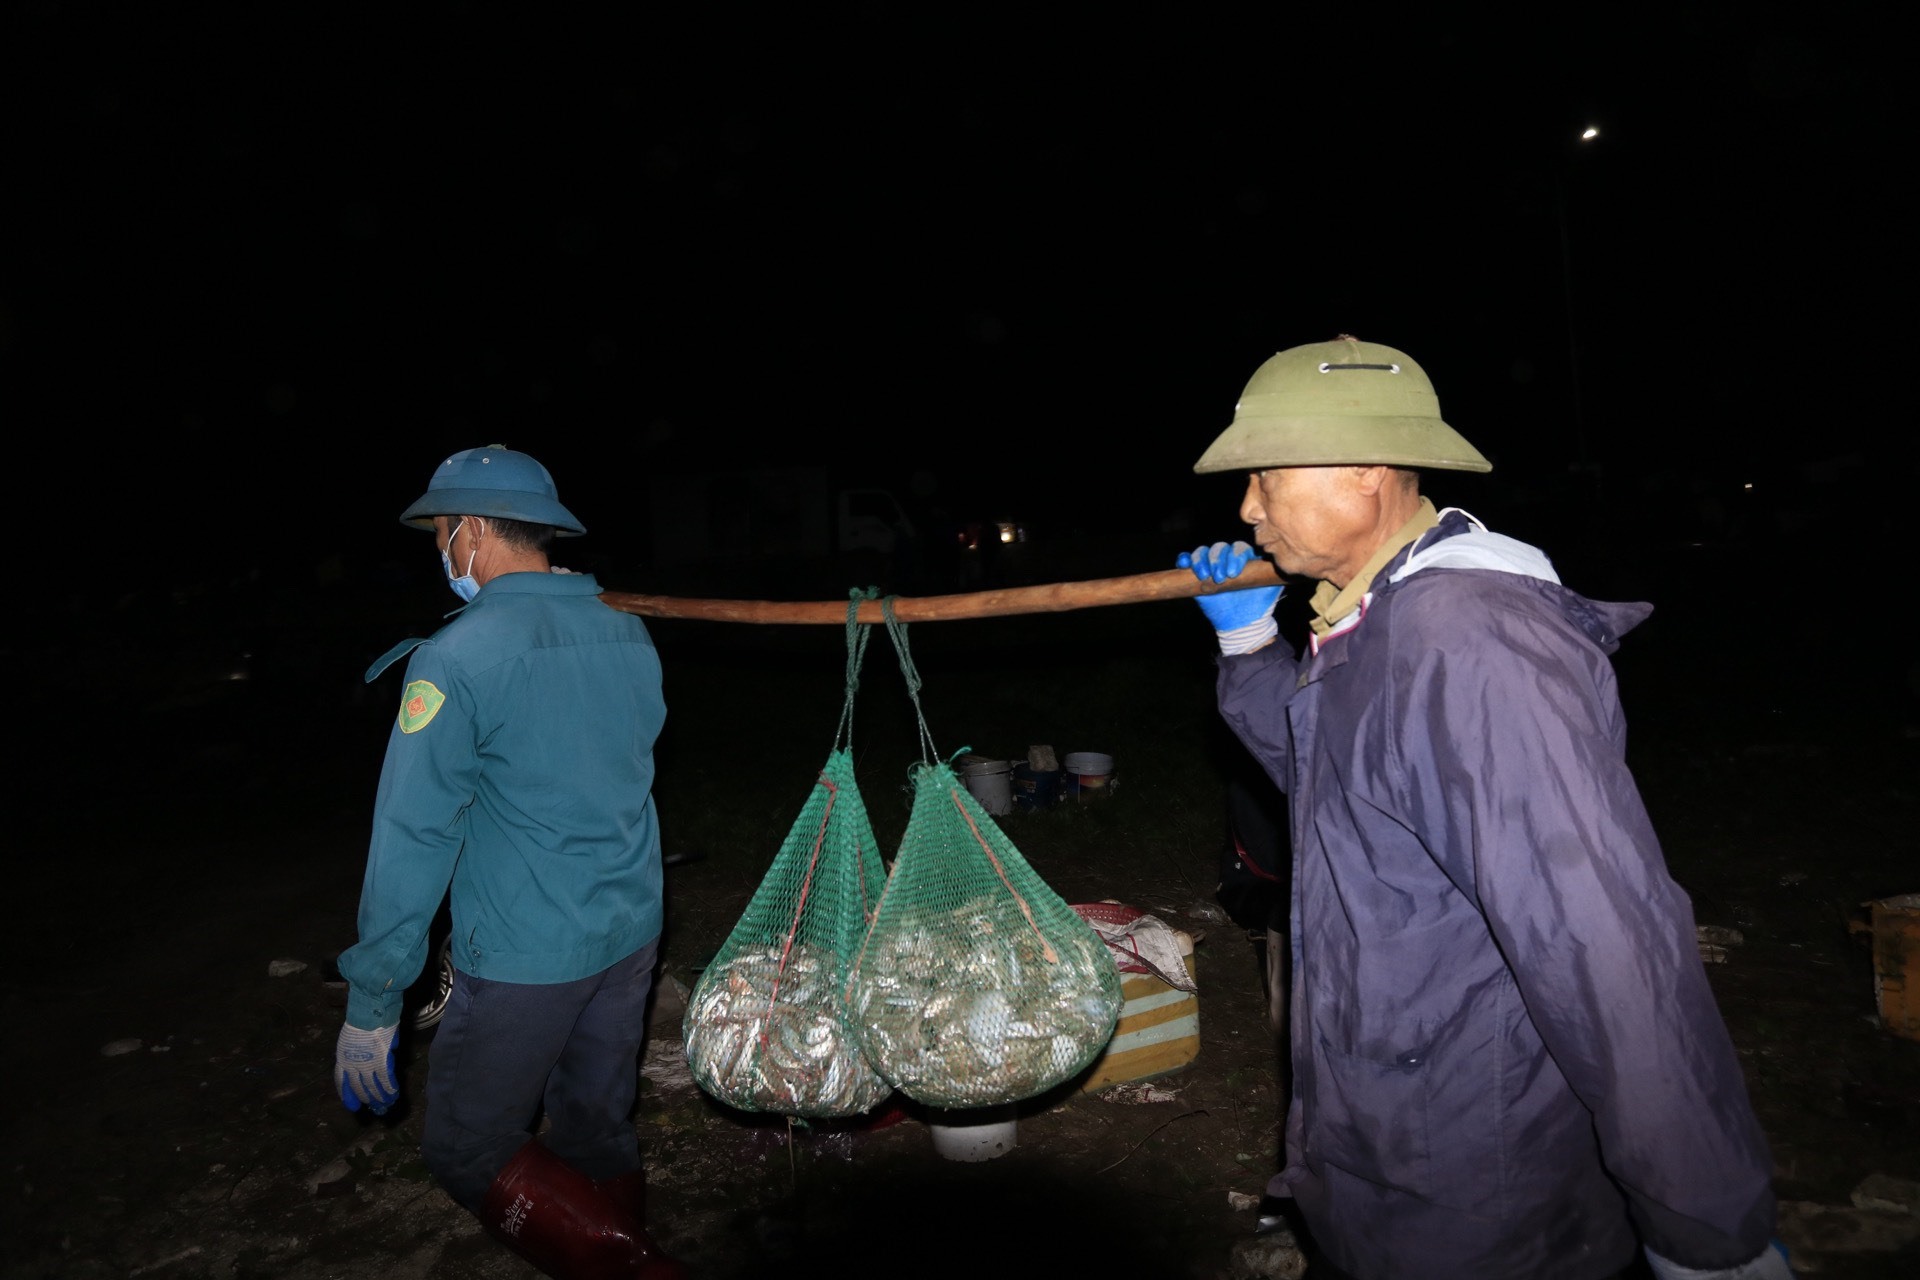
[{"x1": 346, "y1": 987, "x2": 404, "y2": 1031}]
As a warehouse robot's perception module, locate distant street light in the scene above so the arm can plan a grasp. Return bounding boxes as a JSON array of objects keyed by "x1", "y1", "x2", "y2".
[{"x1": 1557, "y1": 123, "x2": 1603, "y2": 485}]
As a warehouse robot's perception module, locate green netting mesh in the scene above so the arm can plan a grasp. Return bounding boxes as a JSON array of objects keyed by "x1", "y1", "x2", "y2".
[
  {"x1": 845, "y1": 604, "x2": 1123, "y2": 1108},
  {"x1": 682, "y1": 596, "x2": 893, "y2": 1117}
]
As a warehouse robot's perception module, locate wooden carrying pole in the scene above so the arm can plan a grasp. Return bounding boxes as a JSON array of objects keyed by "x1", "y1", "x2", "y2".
[{"x1": 598, "y1": 560, "x2": 1283, "y2": 625}]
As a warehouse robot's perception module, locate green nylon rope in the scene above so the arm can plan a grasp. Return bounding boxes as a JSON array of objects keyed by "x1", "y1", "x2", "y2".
[
  {"x1": 880, "y1": 595, "x2": 939, "y2": 766},
  {"x1": 833, "y1": 587, "x2": 880, "y2": 754}
]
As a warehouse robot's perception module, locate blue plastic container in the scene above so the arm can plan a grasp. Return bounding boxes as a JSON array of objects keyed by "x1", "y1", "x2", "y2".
[{"x1": 1010, "y1": 764, "x2": 1061, "y2": 811}]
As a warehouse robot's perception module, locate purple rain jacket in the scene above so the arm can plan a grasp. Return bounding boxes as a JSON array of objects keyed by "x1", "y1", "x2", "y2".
[{"x1": 1219, "y1": 510, "x2": 1775, "y2": 1280}]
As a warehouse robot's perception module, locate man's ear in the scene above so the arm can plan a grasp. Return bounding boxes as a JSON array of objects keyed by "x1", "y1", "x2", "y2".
[{"x1": 1350, "y1": 464, "x2": 1394, "y2": 497}]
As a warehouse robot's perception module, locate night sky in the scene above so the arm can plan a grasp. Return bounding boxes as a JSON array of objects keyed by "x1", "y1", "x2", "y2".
[{"x1": 5, "y1": 5, "x2": 1905, "y2": 597}]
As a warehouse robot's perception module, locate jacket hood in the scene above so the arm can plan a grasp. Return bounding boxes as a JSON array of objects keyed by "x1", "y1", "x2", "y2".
[{"x1": 1388, "y1": 509, "x2": 1652, "y2": 654}]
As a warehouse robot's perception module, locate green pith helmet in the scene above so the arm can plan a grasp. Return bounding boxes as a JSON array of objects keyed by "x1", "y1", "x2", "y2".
[{"x1": 1193, "y1": 335, "x2": 1492, "y2": 474}]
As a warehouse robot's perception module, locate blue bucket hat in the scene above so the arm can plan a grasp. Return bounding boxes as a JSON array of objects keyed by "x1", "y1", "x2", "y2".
[{"x1": 399, "y1": 445, "x2": 586, "y2": 536}]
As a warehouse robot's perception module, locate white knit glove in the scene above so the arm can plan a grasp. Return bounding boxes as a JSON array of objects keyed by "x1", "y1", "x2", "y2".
[
  {"x1": 333, "y1": 1022, "x2": 400, "y2": 1114},
  {"x1": 1645, "y1": 1241, "x2": 1795, "y2": 1280}
]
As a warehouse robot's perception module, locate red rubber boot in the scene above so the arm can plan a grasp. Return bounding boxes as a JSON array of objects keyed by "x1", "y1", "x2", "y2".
[{"x1": 480, "y1": 1142, "x2": 686, "y2": 1279}]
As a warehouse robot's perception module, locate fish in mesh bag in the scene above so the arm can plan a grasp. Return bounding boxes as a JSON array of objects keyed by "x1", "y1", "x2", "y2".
[
  {"x1": 848, "y1": 759, "x2": 1123, "y2": 1108},
  {"x1": 683, "y1": 749, "x2": 893, "y2": 1117}
]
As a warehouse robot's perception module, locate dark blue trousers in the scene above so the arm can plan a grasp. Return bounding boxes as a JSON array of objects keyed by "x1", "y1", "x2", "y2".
[{"x1": 421, "y1": 937, "x2": 659, "y2": 1209}]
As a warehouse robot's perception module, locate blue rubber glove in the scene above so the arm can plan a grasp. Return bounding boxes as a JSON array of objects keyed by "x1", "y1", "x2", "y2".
[
  {"x1": 334, "y1": 1022, "x2": 400, "y2": 1115},
  {"x1": 1645, "y1": 1239, "x2": 1795, "y2": 1280},
  {"x1": 1177, "y1": 542, "x2": 1282, "y2": 651}
]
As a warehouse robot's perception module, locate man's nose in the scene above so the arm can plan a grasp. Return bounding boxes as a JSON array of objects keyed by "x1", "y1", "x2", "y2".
[{"x1": 1239, "y1": 475, "x2": 1264, "y2": 526}]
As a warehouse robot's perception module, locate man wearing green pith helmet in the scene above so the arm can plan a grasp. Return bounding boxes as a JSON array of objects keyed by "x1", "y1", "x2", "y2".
[
  {"x1": 1178, "y1": 337, "x2": 1791, "y2": 1280},
  {"x1": 332, "y1": 445, "x2": 684, "y2": 1278}
]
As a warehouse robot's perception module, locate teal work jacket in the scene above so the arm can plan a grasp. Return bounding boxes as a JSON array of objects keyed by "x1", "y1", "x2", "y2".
[{"x1": 338, "y1": 570, "x2": 667, "y2": 1029}]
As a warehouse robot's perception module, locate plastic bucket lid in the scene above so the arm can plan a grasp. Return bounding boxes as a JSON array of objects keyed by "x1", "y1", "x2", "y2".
[
  {"x1": 961, "y1": 758, "x2": 1011, "y2": 776},
  {"x1": 1063, "y1": 752, "x2": 1113, "y2": 775}
]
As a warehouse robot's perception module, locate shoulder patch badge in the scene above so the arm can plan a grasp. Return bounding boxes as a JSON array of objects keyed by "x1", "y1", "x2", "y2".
[{"x1": 398, "y1": 680, "x2": 446, "y2": 733}]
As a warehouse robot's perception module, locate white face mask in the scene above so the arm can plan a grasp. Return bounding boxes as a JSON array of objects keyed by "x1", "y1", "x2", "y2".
[{"x1": 441, "y1": 518, "x2": 480, "y2": 602}]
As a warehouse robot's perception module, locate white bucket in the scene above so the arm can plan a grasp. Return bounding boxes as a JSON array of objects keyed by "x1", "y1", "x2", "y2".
[
  {"x1": 927, "y1": 1105, "x2": 1018, "y2": 1162},
  {"x1": 1063, "y1": 751, "x2": 1115, "y2": 799},
  {"x1": 960, "y1": 758, "x2": 1013, "y2": 816}
]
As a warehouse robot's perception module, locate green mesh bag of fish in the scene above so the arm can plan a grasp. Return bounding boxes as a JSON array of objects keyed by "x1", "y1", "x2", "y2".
[
  {"x1": 682, "y1": 597, "x2": 894, "y2": 1118},
  {"x1": 846, "y1": 607, "x2": 1123, "y2": 1108}
]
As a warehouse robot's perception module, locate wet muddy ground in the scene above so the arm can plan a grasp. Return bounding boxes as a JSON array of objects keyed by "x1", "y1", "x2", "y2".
[{"x1": 5, "y1": 554, "x2": 1917, "y2": 1279}]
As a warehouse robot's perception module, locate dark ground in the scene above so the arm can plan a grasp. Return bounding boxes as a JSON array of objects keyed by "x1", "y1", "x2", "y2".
[{"x1": 4, "y1": 516, "x2": 1918, "y2": 1279}]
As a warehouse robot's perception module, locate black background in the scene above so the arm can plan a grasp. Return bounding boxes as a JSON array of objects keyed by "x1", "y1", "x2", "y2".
[{"x1": 4, "y1": 3, "x2": 1907, "y2": 595}]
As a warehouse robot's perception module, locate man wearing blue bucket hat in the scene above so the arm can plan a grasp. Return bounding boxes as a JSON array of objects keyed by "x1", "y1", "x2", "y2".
[
  {"x1": 1178, "y1": 339, "x2": 1789, "y2": 1280},
  {"x1": 333, "y1": 445, "x2": 683, "y2": 1278}
]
